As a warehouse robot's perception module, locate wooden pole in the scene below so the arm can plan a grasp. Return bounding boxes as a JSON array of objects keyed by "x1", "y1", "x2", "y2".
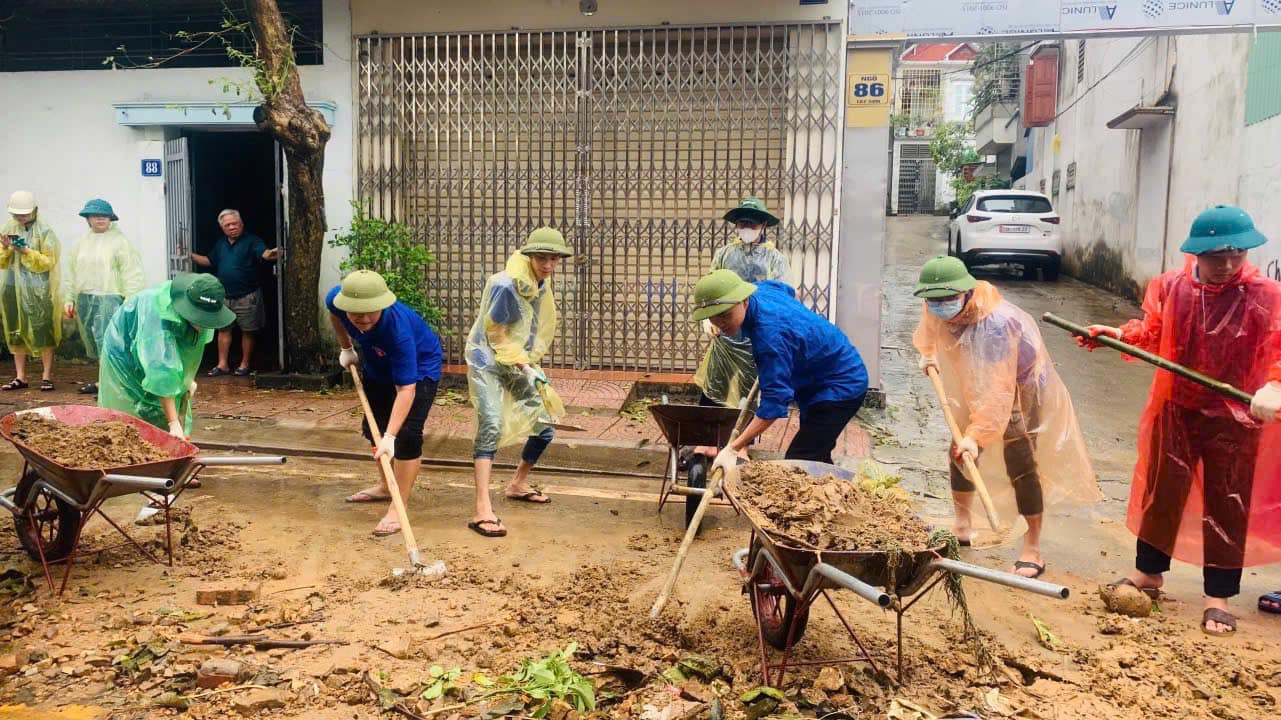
[
  {"x1": 650, "y1": 381, "x2": 760, "y2": 619},
  {"x1": 925, "y1": 367, "x2": 1002, "y2": 530}
]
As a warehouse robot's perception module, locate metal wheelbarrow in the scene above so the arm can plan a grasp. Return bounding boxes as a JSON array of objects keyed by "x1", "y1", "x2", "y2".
[
  {"x1": 727, "y1": 460, "x2": 1070, "y2": 685},
  {"x1": 0, "y1": 406, "x2": 285, "y2": 594},
  {"x1": 648, "y1": 403, "x2": 743, "y2": 529}
]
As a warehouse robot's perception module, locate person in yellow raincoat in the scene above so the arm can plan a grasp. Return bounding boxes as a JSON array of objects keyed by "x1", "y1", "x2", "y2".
[
  {"x1": 912, "y1": 256, "x2": 1100, "y2": 578},
  {"x1": 98, "y1": 273, "x2": 235, "y2": 439},
  {"x1": 465, "y1": 228, "x2": 571, "y2": 538},
  {"x1": 0, "y1": 191, "x2": 61, "y2": 392},
  {"x1": 64, "y1": 199, "x2": 146, "y2": 395},
  {"x1": 694, "y1": 196, "x2": 790, "y2": 409}
]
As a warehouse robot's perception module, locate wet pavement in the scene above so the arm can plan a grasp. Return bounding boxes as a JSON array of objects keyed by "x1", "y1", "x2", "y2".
[{"x1": 869, "y1": 215, "x2": 1281, "y2": 609}]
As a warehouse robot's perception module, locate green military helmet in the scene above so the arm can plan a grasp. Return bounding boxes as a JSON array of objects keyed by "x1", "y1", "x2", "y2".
[
  {"x1": 914, "y1": 256, "x2": 978, "y2": 298},
  {"x1": 723, "y1": 196, "x2": 781, "y2": 228},
  {"x1": 170, "y1": 273, "x2": 236, "y2": 329},
  {"x1": 78, "y1": 198, "x2": 118, "y2": 221},
  {"x1": 519, "y1": 227, "x2": 574, "y2": 257},
  {"x1": 333, "y1": 270, "x2": 397, "y2": 313},
  {"x1": 691, "y1": 268, "x2": 758, "y2": 321},
  {"x1": 1180, "y1": 205, "x2": 1268, "y2": 255}
]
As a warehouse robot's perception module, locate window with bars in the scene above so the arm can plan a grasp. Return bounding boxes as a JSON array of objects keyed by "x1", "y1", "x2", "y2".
[
  {"x1": 971, "y1": 43, "x2": 1021, "y2": 118},
  {"x1": 0, "y1": 0, "x2": 323, "y2": 72},
  {"x1": 895, "y1": 68, "x2": 943, "y2": 126},
  {"x1": 1077, "y1": 40, "x2": 1087, "y2": 84}
]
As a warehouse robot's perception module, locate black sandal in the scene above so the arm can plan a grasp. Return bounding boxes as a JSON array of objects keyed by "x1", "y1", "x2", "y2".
[
  {"x1": 467, "y1": 518, "x2": 507, "y2": 537},
  {"x1": 1013, "y1": 560, "x2": 1046, "y2": 578},
  {"x1": 39, "y1": 380, "x2": 53, "y2": 392},
  {"x1": 1, "y1": 379, "x2": 27, "y2": 391},
  {"x1": 1259, "y1": 591, "x2": 1281, "y2": 614}
]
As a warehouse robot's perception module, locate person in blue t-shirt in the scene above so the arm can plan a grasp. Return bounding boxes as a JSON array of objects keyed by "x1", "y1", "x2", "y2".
[
  {"x1": 326, "y1": 270, "x2": 443, "y2": 537},
  {"x1": 691, "y1": 269, "x2": 869, "y2": 465},
  {"x1": 191, "y1": 209, "x2": 279, "y2": 377}
]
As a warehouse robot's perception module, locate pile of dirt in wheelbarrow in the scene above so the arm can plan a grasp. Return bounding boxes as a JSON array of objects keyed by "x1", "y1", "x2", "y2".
[
  {"x1": 735, "y1": 462, "x2": 931, "y2": 551},
  {"x1": 10, "y1": 415, "x2": 169, "y2": 468}
]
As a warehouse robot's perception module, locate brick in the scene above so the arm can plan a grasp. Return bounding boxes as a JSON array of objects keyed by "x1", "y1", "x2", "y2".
[
  {"x1": 195, "y1": 583, "x2": 261, "y2": 606},
  {"x1": 197, "y1": 658, "x2": 248, "y2": 689}
]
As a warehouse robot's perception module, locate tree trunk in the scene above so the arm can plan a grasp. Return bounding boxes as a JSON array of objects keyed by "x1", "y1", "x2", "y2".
[{"x1": 244, "y1": 0, "x2": 331, "y2": 373}]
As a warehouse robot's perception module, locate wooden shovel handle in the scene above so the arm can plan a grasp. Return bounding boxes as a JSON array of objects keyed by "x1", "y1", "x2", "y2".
[
  {"x1": 926, "y1": 367, "x2": 1002, "y2": 530},
  {"x1": 349, "y1": 365, "x2": 421, "y2": 560}
]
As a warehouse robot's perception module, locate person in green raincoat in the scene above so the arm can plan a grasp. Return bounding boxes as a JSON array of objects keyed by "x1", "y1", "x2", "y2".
[
  {"x1": 98, "y1": 273, "x2": 235, "y2": 439},
  {"x1": 0, "y1": 191, "x2": 61, "y2": 392},
  {"x1": 465, "y1": 227, "x2": 572, "y2": 538},
  {"x1": 64, "y1": 199, "x2": 146, "y2": 395},
  {"x1": 693, "y1": 197, "x2": 790, "y2": 409}
]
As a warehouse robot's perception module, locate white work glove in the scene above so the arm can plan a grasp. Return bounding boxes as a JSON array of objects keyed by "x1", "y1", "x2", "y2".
[
  {"x1": 702, "y1": 318, "x2": 720, "y2": 338},
  {"x1": 188, "y1": 381, "x2": 197, "y2": 396},
  {"x1": 1250, "y1": 381, "x2": 1281, "y2": 423},
  {"x1": 338, "y1": 346, "x2": 358, "y2": 369},
  {"x1": 952, "y1": 436, "x2": 979, "y2": 463},
  {"x1": 918, "y1": 355, "x2": 937, "y2": 374},
  {"x1": 1078, "y1": 325, "x2": 1122, "y2": 352},
  {"x1": 374, "y1": 433, "x2": 397, "y2": 460},
  {"x1": 168, "y1": 420, "x2": 186, "y2": 440},
  {"x1": 521, "y1": 364, "x2": 548, "y2": 387}
]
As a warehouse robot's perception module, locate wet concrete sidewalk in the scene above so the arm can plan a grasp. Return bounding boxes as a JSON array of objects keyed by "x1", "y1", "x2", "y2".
[{"x1": 0, "y1": 361, "x2": 869, "y2": 469}]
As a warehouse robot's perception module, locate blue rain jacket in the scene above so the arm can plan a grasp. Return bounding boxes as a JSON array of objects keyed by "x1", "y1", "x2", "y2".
[{"x1": 740, "y1": 280, "x2": 869, "y2": 420}]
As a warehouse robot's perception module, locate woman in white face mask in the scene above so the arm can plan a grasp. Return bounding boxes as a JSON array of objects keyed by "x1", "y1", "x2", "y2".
[{"x1": 694, "y1": 196, "x2": 790, "y2": 411}]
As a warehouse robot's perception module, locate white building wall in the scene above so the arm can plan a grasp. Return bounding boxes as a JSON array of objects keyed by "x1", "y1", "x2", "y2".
[
  {"x1": 1242, "y1": 115, "x2": 1281, "y2": 280},
  {"x1": 0, "y1": 0, "x2": 354, "y2": 308}
]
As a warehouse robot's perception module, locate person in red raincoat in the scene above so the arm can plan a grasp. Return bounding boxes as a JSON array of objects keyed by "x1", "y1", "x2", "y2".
[{"x1": 1081, "y1": 205, "x2": 1281, "y2": 637}]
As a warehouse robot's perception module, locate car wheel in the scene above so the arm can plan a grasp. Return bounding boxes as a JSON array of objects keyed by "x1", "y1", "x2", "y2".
[
  {"x1": 1045, "y1": 259, "x2": 1061, "y2": 282},
  {"x1": 1022, "y1": 264, "x2": 1039, "y2": 281}
]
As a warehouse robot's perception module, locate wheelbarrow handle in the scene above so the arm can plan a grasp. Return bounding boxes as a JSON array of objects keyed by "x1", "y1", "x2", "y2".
[
  {"x1": 928, "y1": 558, "x2": 1069, "y2": 599},
  {"x1": 195, "y1": 456, "x2": 287, "y2": 466},
  {"x1": 101, "y1": 474, "x2": 177, "y2": 492}
]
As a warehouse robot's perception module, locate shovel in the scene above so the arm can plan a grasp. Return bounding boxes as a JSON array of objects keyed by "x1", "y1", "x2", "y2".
[
  {"x1": 349, "y1": 365, "x2": 446, "y2": 579},
  {"x1": 925, "y1": 366, "x2": 1002, "y2": 530},
  {"x1": 649, "y1": 380, "x2": 759, "y2": 619}
]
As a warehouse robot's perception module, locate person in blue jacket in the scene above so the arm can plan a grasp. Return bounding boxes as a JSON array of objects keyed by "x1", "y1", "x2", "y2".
[
  {"x1": 690, "y1": 268, "x2": 869, "y2": 464},
  {"x1": 327, "y1": 270, "x2": 443, "y2": 538}
]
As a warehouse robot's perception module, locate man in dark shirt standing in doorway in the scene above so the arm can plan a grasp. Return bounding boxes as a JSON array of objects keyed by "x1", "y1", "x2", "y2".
[{"x1": 191, "y1": 209, "x2": 279, "y2": 376}]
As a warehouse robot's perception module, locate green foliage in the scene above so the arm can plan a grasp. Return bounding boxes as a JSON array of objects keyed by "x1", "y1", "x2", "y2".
[
  {"x1": 329, "y1": 202, "x2": 442, "y2": 327},
  {"x1": 929, "y1": 120, "x2": 1011, "y2": 208},
  {"x1": 970, "y1": 43, "x2": 1022, "y2": 121},
  {"x1": 421, "y1": 665, "x2": 462, "y2": 700},
  {"x1": 498, "y1": 643, "x2": 596, "y2": 717}
]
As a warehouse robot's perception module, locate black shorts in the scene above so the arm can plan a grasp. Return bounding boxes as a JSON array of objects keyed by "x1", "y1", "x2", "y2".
[{"x1": 360, "y1": 377, "x2": 438, "y2": 461}]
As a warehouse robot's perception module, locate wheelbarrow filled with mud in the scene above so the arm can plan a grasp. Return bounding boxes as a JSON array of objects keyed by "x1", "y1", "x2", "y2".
[
  {"x1": 648, "y1": 403, "x2": 743, "y2": 529},
  {"x1": 727, "y1": 460, "x2": 1070, "y2": 685},
  {"x1": 0, "y1": 406, "x2": 285, "y2": 594}
]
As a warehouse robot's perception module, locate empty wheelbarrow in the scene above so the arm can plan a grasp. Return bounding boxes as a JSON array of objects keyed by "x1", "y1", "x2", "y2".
[
  {"x1": 0, "y1": 405, "x2": 285, "y2": 594},
  {"x1": 648, "y1": 403, "x2": 743, "y2": 529}
]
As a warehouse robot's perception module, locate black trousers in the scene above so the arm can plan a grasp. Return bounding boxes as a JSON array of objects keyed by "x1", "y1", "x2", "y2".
[
  {"x1": 949, "y1": 398, "x2": 1045, "y2": 516},
  {"x1": 785, "y1": 397, "x2": 865, "y2": 465},
  {"x1": 1136, "y1": 538, "x2": 1243, "y2": 599}
]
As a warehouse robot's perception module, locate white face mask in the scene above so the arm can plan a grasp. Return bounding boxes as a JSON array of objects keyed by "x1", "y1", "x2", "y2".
[
  {"x1": 927, "y1": 297, "x2": 965, "y2": 320},
  {"x1": 736, "y1": 227, "x2": 763, "y2": 245}
]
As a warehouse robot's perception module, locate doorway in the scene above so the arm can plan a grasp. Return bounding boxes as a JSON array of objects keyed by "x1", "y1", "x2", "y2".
[{"x1": 180, "y1": 130, "x2": 282, "y2": 373}]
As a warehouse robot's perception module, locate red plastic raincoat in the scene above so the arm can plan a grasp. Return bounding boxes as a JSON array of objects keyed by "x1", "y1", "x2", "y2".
[{"x1": 1120, "y1": 260, "x2": 1281, "y2": 568}]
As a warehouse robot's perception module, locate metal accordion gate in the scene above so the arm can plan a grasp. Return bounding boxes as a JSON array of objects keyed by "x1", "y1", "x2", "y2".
[{"x1": 355, "y1": 22, "x2": 843, "y2": 372}]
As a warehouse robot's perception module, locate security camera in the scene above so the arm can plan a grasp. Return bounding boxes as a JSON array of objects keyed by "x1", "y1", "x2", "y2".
[{"x1": 579, "y1": 0, "x2": 597, "y2": 15}]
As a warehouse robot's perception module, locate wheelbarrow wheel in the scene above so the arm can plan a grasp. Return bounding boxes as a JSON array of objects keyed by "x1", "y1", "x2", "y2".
[
  {"x1": 685, "y1": 455, "x2": 709, "y2": 531},
  {"x1": 13, "y1": 470, "x2": 80, "y2": 563},
  {"x1": 748, "y1": 543, "x2": 810, "y2": 650}
]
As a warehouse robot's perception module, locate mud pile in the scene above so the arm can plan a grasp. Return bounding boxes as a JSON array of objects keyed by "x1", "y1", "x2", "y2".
[
  {"x1": 10, "y1": 415, "x2": 169, "y2": 468},
  {"x1": 735, "y1": 463, "x2": 931, "y2": 551}
]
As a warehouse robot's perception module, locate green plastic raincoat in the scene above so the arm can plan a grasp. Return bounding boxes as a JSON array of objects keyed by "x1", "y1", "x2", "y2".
[
  {"x1": 0, "y1": 217, "x2": 61, "y2": 353},
  {"x1": 694, "y1": 240, "x2": 789, "y2": 406},
  {"x1": 98, "y1": 282, "x2": 213, "y2": 434},
  {"x1": 466, "y1": 251, "x2": 565, "y2": 452},
  {"x1": 65, "y1": 223, "x2": 146, "y2": 359}
]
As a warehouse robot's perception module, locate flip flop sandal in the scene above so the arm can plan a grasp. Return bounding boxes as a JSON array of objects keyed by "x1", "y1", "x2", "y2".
[
  {"x1": 345, "y1": 491, "x2": 390, "y2": 503},
  {"x1": 1013, "y1": 560, "x2": 1046, "y2": 579},
  {"x1": 1, "y1": 379, "x2": 27, "y2": 391},
  {"x1": 1258, "y1": 591, "x2": 1281, "y2": 614},
  {"x1": 39, "y1": 380, "x2": 53, "y2": 392},
  {"x1": 233, "y1": 367, "x2": 252, "y2": 376},
  {"x1": 506, "y1": 490, "x2": 552, "y2": 504},
  {"x1": 206, "y1": 367, "x2": 231, "y2": 377},
  {"x1": 468, "y1": 518, "x2": 508, "y2": 537},
  {"x1": 1202, "y1": 608, "x2": 1238, "y2": 636},
  {"x1": 1108, "y1": 577, "x2": 1162, "y2": 600},
  {"x1": 372, "y1": 520, "x2": 401, "y2": 537}
]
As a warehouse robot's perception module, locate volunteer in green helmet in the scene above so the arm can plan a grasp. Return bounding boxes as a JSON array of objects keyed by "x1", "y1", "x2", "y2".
[
  {"x1": 1, "y1": 190, "x2": 61, "y2": 392},
  {"x1": 694, "y1": 196, "x2": 790, "y2": 409},
  {"x1": 913, "y1": 256, "x2": 1099, "y2": 580},
  {"x1": 64, "y1": 199, "x2": 146, "y2": 395},
  {"x1": 1078, "y1": 205, "x2": 1281, "y2": 637},
  {"x1": 464, "y1": 228, "x2": 572, "y2": 538},
  {"x1": 98, "y1": 273, "x2": 235, "y2": 439},
  {"x1": 692, "y1": 269, "x2": 868, "y2": 465}
]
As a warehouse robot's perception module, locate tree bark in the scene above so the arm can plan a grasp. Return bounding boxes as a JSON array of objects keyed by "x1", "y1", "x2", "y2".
[{"x1": 244, "y1": 0, "x2": 331, "y2": 373}]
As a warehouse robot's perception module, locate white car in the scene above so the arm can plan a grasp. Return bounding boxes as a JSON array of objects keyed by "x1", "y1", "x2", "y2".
[{"x1": 947, "y1": 190, "x2": 1062, "y2": 281}]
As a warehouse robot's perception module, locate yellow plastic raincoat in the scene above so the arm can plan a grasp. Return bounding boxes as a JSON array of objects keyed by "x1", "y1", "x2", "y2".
[
  {"x1": 65, "y1": 223, "x2": 146, "y2": 359},
  {"x1": 98, "y1": 283, "x2": 212, "y2": 434},
  {"x1": 694, "y1": 240, "x2": 789, "y2": 406},
  {"x1": 466, "y1": 251, "x2": 565, "y2": 451},
  {"x1": 912, "y1": 281, "x2": 1101, "y2": 522},
  {"x1": 0, "y1": 216, "x2": 61, "y2": 353}
]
